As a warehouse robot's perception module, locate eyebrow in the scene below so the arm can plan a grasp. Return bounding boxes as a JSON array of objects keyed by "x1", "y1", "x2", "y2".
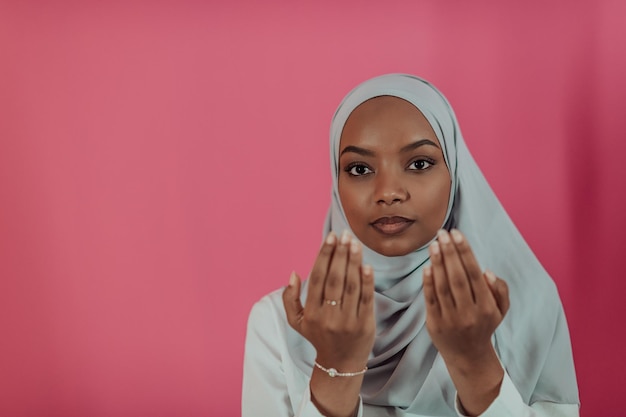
[{"x1": 340, "y1": 139, "x2": 440, "y2": 157}]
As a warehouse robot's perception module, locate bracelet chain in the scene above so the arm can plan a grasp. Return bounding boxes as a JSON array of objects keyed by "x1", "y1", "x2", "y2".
[{"x1": 314, "y1": 361, "x2": 368, "y2": 378}]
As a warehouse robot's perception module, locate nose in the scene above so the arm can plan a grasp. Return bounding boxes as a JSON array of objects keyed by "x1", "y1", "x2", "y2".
[{"x1": 375, "y1": 171, "x2": 409, "y2": 205}]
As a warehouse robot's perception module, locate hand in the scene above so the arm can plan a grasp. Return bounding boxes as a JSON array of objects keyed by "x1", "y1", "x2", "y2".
[
  {"x1": 282, "y1": 231, "x2": 375, "y2": 372},
  {"x1": 423, "y1": 229, "x2": 510, "y2": 415},
  {"x1": 423, "y1": 228, "x2": 509, "y2": 365}
]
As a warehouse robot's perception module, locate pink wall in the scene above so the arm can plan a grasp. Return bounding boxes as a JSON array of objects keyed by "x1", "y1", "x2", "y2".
[{"x1": 1, "y1": 1, "x2": 624, "y2": 416}]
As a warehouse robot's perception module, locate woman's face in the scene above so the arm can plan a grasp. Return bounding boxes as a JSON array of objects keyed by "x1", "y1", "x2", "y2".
[{"x1": 338, "y1": 96, "x2": 451, "y2": 257}]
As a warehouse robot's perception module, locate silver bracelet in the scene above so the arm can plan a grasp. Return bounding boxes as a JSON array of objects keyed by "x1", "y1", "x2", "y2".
[{"x1": 314, "y1": 361, "x2": 368, "y2": 378}]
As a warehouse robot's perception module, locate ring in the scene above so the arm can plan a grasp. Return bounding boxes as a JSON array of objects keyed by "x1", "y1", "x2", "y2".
[{"x1": 324, "y1": 299, "x2": 340, "y2": 306}]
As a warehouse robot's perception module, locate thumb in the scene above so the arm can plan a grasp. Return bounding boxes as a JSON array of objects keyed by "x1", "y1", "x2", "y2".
[
  {"x1": 282, "y1": 271, "x2": 304, "y2": 332},
  {"x1": 485, "y1": 270, "x2": 510, "y2": 317}
]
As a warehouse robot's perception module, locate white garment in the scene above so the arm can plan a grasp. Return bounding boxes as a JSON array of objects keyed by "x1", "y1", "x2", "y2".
[{"x1": 242, "y1": 289, "x2": 579, "y2": 417}]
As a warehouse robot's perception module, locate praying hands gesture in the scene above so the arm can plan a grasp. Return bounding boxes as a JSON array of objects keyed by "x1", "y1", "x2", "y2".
[
  {"x1": 283, "y1": 230, "x2": 375, "y2": 417},
  {"x1": 423, "y1": 229, "x2": 510, "y2": 416},
  {"x1": 280, "y1": 228, "x2": 510, "y2": 417}
]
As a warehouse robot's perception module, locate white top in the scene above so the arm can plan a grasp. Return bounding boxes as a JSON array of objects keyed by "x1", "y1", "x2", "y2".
[{"x1": 242, "y1": 289, "x2": 579, "y2": 417}]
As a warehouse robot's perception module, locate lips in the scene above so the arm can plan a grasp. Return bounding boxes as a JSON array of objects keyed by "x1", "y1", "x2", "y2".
[{"x1": 371, "y1": 216, "x2": 415, "y2": 235}]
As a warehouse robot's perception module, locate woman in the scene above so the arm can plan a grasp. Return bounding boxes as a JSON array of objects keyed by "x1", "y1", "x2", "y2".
[{"x1": 242, "y1": 74, "x2": 579, "y2": 417}]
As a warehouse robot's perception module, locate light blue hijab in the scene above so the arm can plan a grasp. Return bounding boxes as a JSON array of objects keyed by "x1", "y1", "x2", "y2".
[{"x1": 318, "y1": 74, "x2": 579, "y2": 414}]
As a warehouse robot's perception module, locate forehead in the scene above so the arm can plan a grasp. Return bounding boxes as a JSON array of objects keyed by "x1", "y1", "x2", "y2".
[{"x1": 340, "y1": 95, "x2": 440, "y2": 149}]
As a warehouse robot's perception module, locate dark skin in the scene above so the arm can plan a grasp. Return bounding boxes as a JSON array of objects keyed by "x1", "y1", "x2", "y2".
[
  {"x1": 338, "y1": 95, "x2": 451, "y2": 257},
  {"x1": 283, "y1": 96, "x2": 510, "y2": 417},
  {"x1": 283, "y1": 232, "x2": 374, "y2": 417}
]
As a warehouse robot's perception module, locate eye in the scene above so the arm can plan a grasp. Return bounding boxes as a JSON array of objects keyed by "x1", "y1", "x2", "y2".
[
  {"x1": 408, "y1": 158, "x2": 434, "y2": 171},
  {"x1": 345, "y1": 163, "x2": 374, "y2": 176}
]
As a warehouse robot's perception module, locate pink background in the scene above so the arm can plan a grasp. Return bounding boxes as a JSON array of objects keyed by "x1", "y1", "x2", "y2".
[{"x1": 1, "y1": 1, "x2": 625, "y2": 416}]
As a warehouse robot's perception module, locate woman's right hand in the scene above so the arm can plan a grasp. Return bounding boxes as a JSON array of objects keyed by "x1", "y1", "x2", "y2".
[
  {"x1": 283, "y1": 230, "x2": 375, "y2": 372},
  {"x1": 282, "y1": 231, "x2": 375, "y2": 417}
]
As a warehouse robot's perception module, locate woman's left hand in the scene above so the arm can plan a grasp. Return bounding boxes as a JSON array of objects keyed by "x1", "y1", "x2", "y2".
[{"x1": 423, "y1": 228, "x2": 510, "y2": 415}]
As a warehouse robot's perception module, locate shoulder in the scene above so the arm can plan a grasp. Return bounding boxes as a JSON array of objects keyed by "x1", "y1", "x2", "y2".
[
  {"x1": 244, "y1": 287, "x2": 315, "y2": 375},
  {"x1": 246, "y1": 288, "x2": 289, "y2": 335}
]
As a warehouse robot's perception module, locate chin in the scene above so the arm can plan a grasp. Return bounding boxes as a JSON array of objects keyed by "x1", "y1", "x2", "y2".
[
  {"x1": 371, "y1": 243, "x2": 416, "y2": 257},
  {"x1": 366, "y1": 233, "x2": 432, "y2": 257}
]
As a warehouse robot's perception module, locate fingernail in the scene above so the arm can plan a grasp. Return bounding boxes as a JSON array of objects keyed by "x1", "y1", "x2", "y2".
[
  {"x1": 430, "y1": 241, "x2": 440, "y2": 255},
  {"x1": 340, "y1": 230, "x2": 350, "y2": 245},
  {"x1": 450, "y1": 229, "x2": 463, "y2": 243},
  {"x1": 423, "y1": 265, "x2": 432, "y2": 276},
  {"x1": 362, "y1": 264, "x2": 372, "y2": 275},
  {"x1": 485, "y1": 269, "x2": 496, "y2": 285},
  {"x1": 289, "y1": 271, "x2": 298, "y2": 287},
  {"x1": 437, "y1": 229, "x2": 450, "y2": 244},
  {"x1": 350, "y1": 239, "x2": 360, "y2": 254},
  {"x1": 325, "y1": 232, "x2": 336, "y2": 245}
]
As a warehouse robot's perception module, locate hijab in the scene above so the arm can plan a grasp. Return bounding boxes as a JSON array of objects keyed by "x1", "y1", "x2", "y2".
[{"x1": 305, "y1": 74, "x2": 579, "y2": 415}]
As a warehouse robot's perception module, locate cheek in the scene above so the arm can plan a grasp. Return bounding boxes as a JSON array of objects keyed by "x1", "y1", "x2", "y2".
[
  {"x1": 431, "y1": 178, "x2": 452, "y2": 221},
  {"x1": 338, "y1": 180, "x2": 367, "y2": 225},
  {"x1": 339, "y1": 188, "x2": 360, "y2": 216},
  {"x1": 416, "y1": 175, "x2": 451, "y2": 223}
]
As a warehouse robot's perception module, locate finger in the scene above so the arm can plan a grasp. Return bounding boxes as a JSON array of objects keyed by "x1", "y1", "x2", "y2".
[
  {"x1": 437, "y1": 229, "x2": 473, "y2": 309},
  {"x1": 423, "y1": 264, "x2": 441, "y2": 319},
  {"x1": 358, "y1": 264, "x2": 374, "y2": 318},
  {"x1": 342, "y1": 239, "x2": 362, "y2": 317},
  {"x1": 449, "y1": 229, "x2": 486, "y2": 303},
  {"x1": 429, "y1": 240, "x2": 455, "y2": 312},
  {"x1": 323, "y1": 230, "x2": 351, "y2": 308},
  {"x1": 485, "y1": 270, "x2": 510, "y2": 316},
  {"x1": 282, "y1": 271, "x2": 304, "y2": 332},
  {"x1": 308, "y1": 232, "x2": 337, "y2": 307}
]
